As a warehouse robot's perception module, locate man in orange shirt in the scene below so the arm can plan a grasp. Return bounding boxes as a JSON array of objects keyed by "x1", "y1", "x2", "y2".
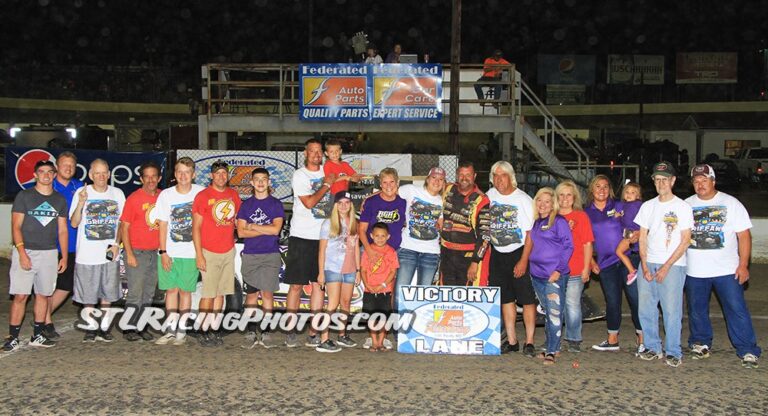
[
  {"x1": 119, "y1": 161, "x2": 162, "y2": 342},
  {"x1": 192, "y1": 160, "x2": 242, "y2": 347},
  {"x1": 474, "y1": 49, "x2": 511, "y2": 105}
]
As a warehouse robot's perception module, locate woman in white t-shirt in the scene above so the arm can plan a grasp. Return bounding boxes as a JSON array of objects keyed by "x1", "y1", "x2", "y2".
[{"x1": 394, "y1": 167, "x2": 446, "y2": 299}]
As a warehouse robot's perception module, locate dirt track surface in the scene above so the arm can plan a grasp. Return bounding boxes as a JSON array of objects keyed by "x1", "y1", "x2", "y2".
[{"x1": 1, "y1": 258, "x2": 767, "y2": 415}]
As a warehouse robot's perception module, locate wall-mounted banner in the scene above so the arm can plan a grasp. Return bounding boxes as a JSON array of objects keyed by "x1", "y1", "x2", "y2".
[
  {"x1": 607, "y1": 55, "x2": 665, "y2": 85},
  {"x1": 371, "y1": 64, "x2": 442, "y2": 121},
  {"x1": 676, "y1": 52, "x2": 738, "y2": 84},
  {"x1": 397, "y1": 285, "x2": 501, "y2": 355},
  {"x1": 537, "y1": 55, "x2": 596, "y2": 85},
  {"x1": 299, "y1": 63, "x2": 442, "y2": 121},
  {"x1": 300, "y1": 64, "x2": 370, "y2": 120},
  {"x1": 4, "y1": 147, "x2": 168, "y2": 197}
]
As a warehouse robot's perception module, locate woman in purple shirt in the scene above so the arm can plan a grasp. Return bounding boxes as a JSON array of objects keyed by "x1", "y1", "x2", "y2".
[
  {"x1": 521, "y1": 187, "x2": 573, "y2": 364},
  {"x1": 584, "y1": 175, "x2": 643, "y2": 353}
]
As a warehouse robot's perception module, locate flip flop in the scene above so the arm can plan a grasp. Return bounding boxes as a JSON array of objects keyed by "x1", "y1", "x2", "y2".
[{"x1": 543, "y1": 353, "x2": 556, "y2": 365}]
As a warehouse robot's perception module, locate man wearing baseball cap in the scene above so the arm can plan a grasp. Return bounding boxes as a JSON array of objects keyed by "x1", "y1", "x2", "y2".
[
  {"x1": 192, "y1": 160, "x2": 241, "y2": 346},
  {"x1": 634, "y1": 161, "x2": 693, "y2": 367},
  {"x1": 684, "y1": 164, "x2": 761, "y2": 368}
]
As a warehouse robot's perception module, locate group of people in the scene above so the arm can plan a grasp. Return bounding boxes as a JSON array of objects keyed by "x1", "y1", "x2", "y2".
[{"x1": 3, "y1": 141, "x2": 762, "y2": 368}]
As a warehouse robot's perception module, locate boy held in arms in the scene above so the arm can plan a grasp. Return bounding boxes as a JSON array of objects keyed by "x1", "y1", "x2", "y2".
[
  {"x1": 361, "y1": 222, "x2": 399, "y2": 352},
  {"x1": 323, "y1": 139, "x2": 363, "y2": 195}
]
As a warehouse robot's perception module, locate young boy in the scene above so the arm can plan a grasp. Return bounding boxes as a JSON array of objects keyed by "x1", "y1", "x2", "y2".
[
  {"x1": 323, "y1": 139, "x2": 362, "y2": 195},
  {"x1": 236, "y1": 168, "x2": 284, "y2": 349},
  {"x1": 361, "y1": 222, "x2": 399, "y2": 352}
]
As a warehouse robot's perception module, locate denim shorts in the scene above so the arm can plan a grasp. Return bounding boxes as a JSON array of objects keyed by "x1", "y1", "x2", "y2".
[{"x1": 324, "y1": 270, "x2": 356, "y2": 284}]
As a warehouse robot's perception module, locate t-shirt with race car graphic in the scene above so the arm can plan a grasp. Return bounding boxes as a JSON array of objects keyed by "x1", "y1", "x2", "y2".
[
  {"x1": 686, "y1": 191, "x2": 752, "y2": 278},
  {"x1": 12, "y1": 188, "x2": 68, "y2": 250},
  {"x1": 69, "y1": 185, "x2": 126, "y2": 265},
  {"x1": 486, "y1": 187, "x2": 534, "y2": 253},
  {"x1": 120, "y1": 188, "x2": 161, "y2": 250},
  {"x1": 156, "y1": 184, "x2": 204, "y2": 259},
  {"x1": 634, "y1": 195, "x2": 693, "y2": 267},
  {"x1": 399, "y1": 184, "x2": 442, "y2": 254},
  {"x1": 193, "y1": 186, "x2": 242, "y2": 253},
  {"x1": 360, "y1": 192, "x2": 406, "y2": 250},
  {"x1": 290, "y1": 167, "x2": 332, "y2": 240}
]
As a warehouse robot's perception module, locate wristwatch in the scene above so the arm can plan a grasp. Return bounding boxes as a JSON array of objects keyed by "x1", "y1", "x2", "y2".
[{"x1": 158, "y1": 250, "x2": 167, "y2": 255}]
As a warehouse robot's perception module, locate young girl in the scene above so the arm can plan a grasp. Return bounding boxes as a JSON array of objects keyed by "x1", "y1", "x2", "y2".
[
  {"x1": 615, "y1": 182, "x2": 643, "y2": 284},
  {"x1": 316, "y1": 191, "x2": 361, "y2": 353}
]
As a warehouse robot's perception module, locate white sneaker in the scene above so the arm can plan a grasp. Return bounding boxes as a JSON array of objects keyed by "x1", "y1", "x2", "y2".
[
  {"x1": 155, "y1": 333, "x2": 176, "y2": 345},
  {"x1": 363, "y1": 337, "x2": 373, "y2": 349},
  {"x1": 383, "y1": 338, "x2": 393, "y2": 350},
  {"x1": 742, "y1": 353, "x2": 759, "y2": 369},
  {"x1": 172, "y1": 333, "x2": 186, "y2": 346}
]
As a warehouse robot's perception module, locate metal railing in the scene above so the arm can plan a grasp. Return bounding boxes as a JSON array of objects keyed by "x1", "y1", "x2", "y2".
[
  {"x1": 515, "y1": 76, "x2": 592, "y2": 180},
  {"x1": 201, "y1": 63, "x2": 518, "y2": 118}
]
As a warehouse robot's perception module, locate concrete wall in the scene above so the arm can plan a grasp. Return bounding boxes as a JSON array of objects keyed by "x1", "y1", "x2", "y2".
[{"x1": 1, "y1": 202, "x2": 766, "y2": 263}]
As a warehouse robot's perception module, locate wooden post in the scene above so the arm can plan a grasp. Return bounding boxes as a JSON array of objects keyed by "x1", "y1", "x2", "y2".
[{"x1": 449, "y1": 0, "x2": 461, "y2": 157}]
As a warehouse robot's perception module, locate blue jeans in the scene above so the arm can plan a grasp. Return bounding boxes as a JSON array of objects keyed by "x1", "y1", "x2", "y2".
[
  {"x1": 598, "y1": 260, "x2": 641, "y2": 335},
  {"x1": 637, "y1": 262, "x2": 685, "y2": 359},
  {"x1": 531, "y1": 275, "x2": 566, "y2": 354},
  {"x1": 564, "y1": 276, "x2": 584, "y2": 342},
  {"x1": 323, "y1": 270, "x2": 356, "y2": 285},
  {"x1": 685, "y1": 275, "x2": 762, "y2": 358},
  {"x1": 395, "y1": 248, "x2": 440, "y2": 304}
]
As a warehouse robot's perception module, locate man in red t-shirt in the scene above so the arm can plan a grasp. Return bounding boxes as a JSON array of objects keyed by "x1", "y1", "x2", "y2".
[
  {"x1": 192, "y1": 160, "x2": 241, "y2": 347},
  {"x1": 474, "y1": 49, "x2": 511, "y2": 105},
  {"x1": 119, "y1": 161, "x2": 162, "y2": 342}
]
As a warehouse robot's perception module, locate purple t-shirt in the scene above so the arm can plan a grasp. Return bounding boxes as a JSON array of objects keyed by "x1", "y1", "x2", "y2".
[
  {"x1": 359, "y1": 193, "x2": 407, "y2": 250},
  {"x1": 528, "y1": 215, "x2": 573, "y2": 279},
  {"x1": 585, "y1": 199, "x2": 625, "y2": 269},
  {"x1": 236, "y1": 195, "x2": 285, "y2": 254},
  {"x1": 621, "y1": 200, "x2": 642, "y2": 253}
]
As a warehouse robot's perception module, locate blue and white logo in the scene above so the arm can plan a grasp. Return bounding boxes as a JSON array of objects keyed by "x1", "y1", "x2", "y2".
[{"x1": 29, "y1": 201, "x2": 58, "y2": 227}]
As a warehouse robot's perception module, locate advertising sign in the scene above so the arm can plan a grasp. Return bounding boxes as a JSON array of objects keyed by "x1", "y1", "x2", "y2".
[
  {"x1": 607, "y1": 55, "x2": 665, "y2": 85},
  {"x1": 537, "y1": 55, "x2": 596, "y2": 85},
  {"x1": 545, "y1": 84, "x2": 586, "y2": 105},
  {"x1": 300, "y1": 64, "x2": 370, "y2": 120},
  {"x1": 371, "y1": 64, "x2": 442, "y2": 121},
  {"x1": 397, "y1": 286, "x2": 501, "y2": 355},
  {"x1": 299, "y1": 63, "x2": 442, "y2": 121},
  {"x1": 676, "y1": 52, "x2": 738, "y2": 84},
  {"x1": 5, "y1": 147, "x2": 168, "y2": 197}
]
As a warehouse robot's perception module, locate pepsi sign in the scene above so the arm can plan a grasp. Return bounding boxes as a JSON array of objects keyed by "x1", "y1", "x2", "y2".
[{"x1": 5, "y1": 147, "x2": 168, "y2": 197}]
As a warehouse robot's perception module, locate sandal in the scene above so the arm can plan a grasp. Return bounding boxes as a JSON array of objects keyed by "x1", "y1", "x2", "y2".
[{"x1": 543, "y1": 353, "x2": 556, "y2": 365}]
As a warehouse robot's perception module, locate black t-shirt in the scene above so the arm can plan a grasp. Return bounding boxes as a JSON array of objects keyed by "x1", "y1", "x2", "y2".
[{"x1": 11, "y1": 187, "x2": 68, "y2": 250}]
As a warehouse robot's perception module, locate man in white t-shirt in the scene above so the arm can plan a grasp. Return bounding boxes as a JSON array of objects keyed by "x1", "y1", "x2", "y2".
[
  {"x1": 486, "y1": 161, "x2": 537, "y2": 356},
  {"x1": 70, "y1": 159, "x2": 126, "y2": 343},
  {"x1": 685, "y1": 164, "x2": 761, "y2": 368},
  {"x1": 283, "y1": 138, "x2": 335, "y2": 348},
  {"x1": 154, "y1": 157, "x2": 205, "y2": 345},
  {"x1": 634, "y1": 161, "x2": 693, "y2": 367}
]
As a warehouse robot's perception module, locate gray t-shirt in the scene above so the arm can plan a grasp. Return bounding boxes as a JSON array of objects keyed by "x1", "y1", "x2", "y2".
[{"x1": 12, "y1": 187, "x2": 68, "y2": 250}]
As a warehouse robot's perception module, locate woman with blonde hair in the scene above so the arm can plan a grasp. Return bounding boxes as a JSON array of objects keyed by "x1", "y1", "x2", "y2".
[
  {"x1": 315, "y1": 191, "x2": 360, "y2": 353},
  {"x1": 522, "y1": 187, "x2": 573, "y2": 364},
  {"x1": 555, "y1": 180, "x2": 594, "y2": 353}
]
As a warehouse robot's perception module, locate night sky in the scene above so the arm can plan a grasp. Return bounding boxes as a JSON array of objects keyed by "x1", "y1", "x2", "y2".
[{"x1": 3, "y1": 0, "x2": 766, "y2": 70}]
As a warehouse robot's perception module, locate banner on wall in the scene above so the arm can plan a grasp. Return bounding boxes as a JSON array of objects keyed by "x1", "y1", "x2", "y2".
[
  {"x1": 397, "y1": 285, "x2": 501, "y2": 355},
  {"x1": 607, "y1": 55, "x2": 665, "y2": 85},
  {"x1": 178, "y1": 150, "x2": 415, "y2": 203},
  {"x1": 537, "y1": 55, "x2": 596, "y2": 85},
  {"x1": 371, "y1": 64, "x2": 442, "y2": 120},
  {"x1": 545, "y1": 84, "x2": 586, "y2": 105},
  {"x1": 4, "y1": 147, "x2": 168, "y2": 197},
  {"x1": 676, "y1": 52, "x2": 738, "y2": 84},
  {"x1": 299, "y1": 63, "x2": 442, "y2": 121}
]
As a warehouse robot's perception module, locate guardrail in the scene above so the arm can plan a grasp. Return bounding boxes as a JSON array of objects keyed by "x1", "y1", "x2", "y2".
[{"x1": 201, "y1": 63, "x2": 517, "y2": 118}]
